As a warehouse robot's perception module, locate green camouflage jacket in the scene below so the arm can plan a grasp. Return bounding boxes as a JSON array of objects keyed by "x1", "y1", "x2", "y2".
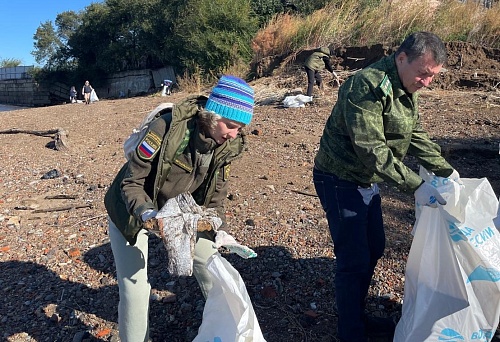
[
  {"x1": 104, "y1": 95, "x2": 246, "y2": 245},
  {"x1": 314, "y1": 54, "x2": 453, "y2": 193}
]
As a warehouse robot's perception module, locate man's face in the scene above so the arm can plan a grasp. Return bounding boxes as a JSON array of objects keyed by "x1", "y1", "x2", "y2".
[
  {"x1": 396, "y1": 52, "x2": 443, "y2": 93},
  {"x1": 209, "y1": 118, "x2": 243, "y2": 145}
]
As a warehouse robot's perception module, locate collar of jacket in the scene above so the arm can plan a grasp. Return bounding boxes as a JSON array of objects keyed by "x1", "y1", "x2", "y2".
[{"x1": 192, "y1": 123, "x2": 218, "y2": 153}]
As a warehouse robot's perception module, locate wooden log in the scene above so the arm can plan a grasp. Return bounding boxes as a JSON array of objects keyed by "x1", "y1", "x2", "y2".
[
  {"x1": 0, "y1": 127, "x2": 69, "y2": 151},
  {"x1": 32, "y1": 204, "x2": 92, "y2": 213}
]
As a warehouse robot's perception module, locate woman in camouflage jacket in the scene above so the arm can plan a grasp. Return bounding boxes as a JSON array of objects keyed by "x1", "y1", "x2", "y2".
[{"x1": 104, "y1": 75, "x2": 254, "y2": 342}]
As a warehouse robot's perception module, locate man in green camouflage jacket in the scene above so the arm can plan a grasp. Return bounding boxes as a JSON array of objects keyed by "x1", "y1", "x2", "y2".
[
  {"x1": 313, "y1": 32, "x2": 461, "y2": 342},
  {"x1": 104, "y1": 75, "x2": 254, "y2": 342}
]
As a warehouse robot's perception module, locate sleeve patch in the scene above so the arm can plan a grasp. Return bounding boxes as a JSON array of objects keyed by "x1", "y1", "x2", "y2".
[
  {"x1": 173, "y1": 158, "x2": 193, "y2": 173},
  {"x1": 137, "y1": 131, "x2": 162, "y2": 160},
  {"x1": 379, "y1": 75, "x2": 391, "y2": 96},
  {"x1": 223, "y1": 165, "x2": 230, "y2": 181}
]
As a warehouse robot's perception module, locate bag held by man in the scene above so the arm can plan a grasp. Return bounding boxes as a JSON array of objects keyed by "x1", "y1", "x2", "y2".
[{"x1": 394, "y1": 168, "x2": 500, "y2": 341}]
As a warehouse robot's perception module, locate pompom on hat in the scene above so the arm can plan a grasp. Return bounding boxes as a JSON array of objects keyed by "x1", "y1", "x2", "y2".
[{"x1": 205, "y1": 75, "x2": 254, "y2": 125}]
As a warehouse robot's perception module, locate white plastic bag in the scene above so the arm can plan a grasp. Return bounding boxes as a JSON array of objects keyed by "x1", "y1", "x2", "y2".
[
  {"x1": 193, "y1": 254, "x2": 266, "y2": 342},
  {"x1": 156, "y1": 192, "x2": 222, "y2": 277},
  {"x1": 282, "y1": 94, "x2": 312, "y2": 108},
  {"x1": 394, "y1": 169, "x2": 500, "y2": 341},
  {"x1": 155, "y1": 192, "x2": 257, "y2": 277},
  {"x1": 494, "y1": 196, "x2": 500, "y2": 230},
  {"x1": 90, "y1": 89, "x2": 99, "y2": 102}
]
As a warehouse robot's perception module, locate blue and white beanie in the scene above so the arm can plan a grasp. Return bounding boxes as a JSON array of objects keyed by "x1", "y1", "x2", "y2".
[{"x1": 205, "y1": 75, "x2": 254, "y2": 125}]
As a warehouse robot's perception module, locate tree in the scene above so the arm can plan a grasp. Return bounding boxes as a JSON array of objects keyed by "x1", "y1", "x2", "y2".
[
  {"x1": 0, "y1": 58, "x2": 22, "y2": 68},
  {"x1": 173, "y1": 0, "x2": 259, "y2": 74},
  {"x1": 55, "y1": 11, "x2": 81, "y2": 44},
  {"x1": 32, "y1": 21, "x2": 61, "y2": 67},
  {"x1": 32, "y1": 11, "x2": 82, "y2": 69},
  {"x1": 251, "y1": 0, "x2": 284, "y2": 25},
  {"x1": 68, "y1": 0, "x2": 177, "y2": 73}
]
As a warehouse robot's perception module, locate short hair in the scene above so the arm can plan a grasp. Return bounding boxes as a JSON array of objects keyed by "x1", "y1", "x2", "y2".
[
  {"x1": 198, "y1": 109, "x2": 222, "y2": 131},
  {"x1": 395, "y1": 32, "x2": 447, "y2": 65}
]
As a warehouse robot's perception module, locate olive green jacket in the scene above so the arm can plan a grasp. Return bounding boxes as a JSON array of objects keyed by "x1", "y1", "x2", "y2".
[
  {"x1": 104, "y1": 95, "x2": 246, "y2": 245},
  {"x1": 314, "y1": 54, "x2": 453, "y2": 193},
  {"x1": 304, "y1": 47, "x2": 333, "y2": 73}
]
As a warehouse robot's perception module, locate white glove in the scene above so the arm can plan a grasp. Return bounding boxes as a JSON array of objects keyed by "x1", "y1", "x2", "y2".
[
  {"x1": 141, "y1": 209, "x2": 158, "y2": 222},
  {"x1": 414, "y1": 182, "x2": 447, "y2": 208},
  {"x1": 215, "y1": 230, "x2": 257, "y2": 259},
  {"x1": 447, "y1": 169, "x2": 463, "y2": 186}
]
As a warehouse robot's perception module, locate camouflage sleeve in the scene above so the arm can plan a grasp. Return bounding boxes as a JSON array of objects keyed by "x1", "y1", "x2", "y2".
[
  {"x1": 121, "y1": 118, "x2": 168, "y2": 221},
  {"x1": 344, "y1": 79, "x2": 423, "y2": 192},
  {"x1": 408, "y1": 120, "x2": 454, "y2": 178}
]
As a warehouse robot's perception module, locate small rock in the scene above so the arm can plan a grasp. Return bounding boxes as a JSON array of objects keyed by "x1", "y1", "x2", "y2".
[
  {"x1": 41, "y1": 169, "x2": 61, "y2": 179},
  {"x1": 67, "y1": 248, "x2": 81, "y2": 258},
  {"x1": 245, "y1": 219, "x2": 255, "y2": 226}
]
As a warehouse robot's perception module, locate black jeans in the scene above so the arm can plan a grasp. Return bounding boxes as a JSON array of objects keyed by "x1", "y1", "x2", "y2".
[
  {"x1": 305, "y1": 66, "x2": 322, "y2": 96},
  {"x1": 313, "y1": 168, "x2": 385, "y2": 342}
]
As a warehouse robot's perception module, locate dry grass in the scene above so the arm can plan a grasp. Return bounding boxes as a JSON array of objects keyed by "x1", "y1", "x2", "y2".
[{"x1": 252, "y1": 0, "x2": 500, "y2": 64}]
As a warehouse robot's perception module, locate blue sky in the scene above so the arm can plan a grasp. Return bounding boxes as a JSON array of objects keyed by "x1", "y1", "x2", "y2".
[{"x1": 0, "y1": 0, "x2": 102, "y2": 66}]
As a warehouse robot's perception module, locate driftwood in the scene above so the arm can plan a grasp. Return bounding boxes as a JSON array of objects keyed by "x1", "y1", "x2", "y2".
[
  {"x1": 0, "y1": 128, "x2": 69, "y2": 151},
  {"x1": 290, "y1": 189, "x2": 318, "y2": 197},
  {"x1": 45, "y1": 194, "x2": 78, "y2": 200},
  {"x1": 68, "y1": 214, "x2": 107, "y2": 228},
  {"x1": 33, "y1": 203, "x2": 92, "y2": 213}
]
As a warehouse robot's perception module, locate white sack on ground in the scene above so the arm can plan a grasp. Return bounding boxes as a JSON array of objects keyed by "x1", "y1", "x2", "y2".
[{"x1": 283, "y1": 94, "x2": 312, "y2": 108}]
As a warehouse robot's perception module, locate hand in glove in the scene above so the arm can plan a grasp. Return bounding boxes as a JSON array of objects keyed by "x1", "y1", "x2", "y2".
[
  {"x1": 447, "y1": 169, "x2": 463, "y2": 186},
  {"x1": 414, "y1": 182, "x2": 447, "y2": 208},
  {"x1": 141, "y1": 209, "x2": 159, "y2": 230}
]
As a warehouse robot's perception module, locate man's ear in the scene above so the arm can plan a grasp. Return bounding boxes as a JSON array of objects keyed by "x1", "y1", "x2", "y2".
[{"x1": 396, "y1": 52, "x2": 407, "y2": 65}]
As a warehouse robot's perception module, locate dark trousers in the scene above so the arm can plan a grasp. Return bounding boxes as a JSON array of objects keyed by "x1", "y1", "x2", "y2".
[
  {"x1": 313, "y1": 168, "x2": 385, "y2": 342},
  {"x1": 305, "y1": 66, "x2": 322, "y2": 96}
]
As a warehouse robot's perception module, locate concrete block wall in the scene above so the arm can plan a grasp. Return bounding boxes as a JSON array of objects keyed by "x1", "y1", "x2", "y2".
[
  {"x1": 96, "y1": 66, "x2": 175, "y2": 99},
  {"x1": 0, "y1": 66, "x2": 175, "y2": 107},
  {"x1": 0, "y1": 79, "x2": 38, "y2": 107}
]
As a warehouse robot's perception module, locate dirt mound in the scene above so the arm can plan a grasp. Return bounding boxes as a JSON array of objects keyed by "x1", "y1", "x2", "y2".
[{"x1": 253, "y1": 41, "x2": 500, "y2": 91}]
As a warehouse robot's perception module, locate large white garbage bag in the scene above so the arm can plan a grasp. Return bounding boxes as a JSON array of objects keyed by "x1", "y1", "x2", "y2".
[
  {"x1": 394, "y1": 168, "x2": 500, "y2": 341},
  {"x1": 193, "y1": 254, "x2": 267, "y2": 342}
]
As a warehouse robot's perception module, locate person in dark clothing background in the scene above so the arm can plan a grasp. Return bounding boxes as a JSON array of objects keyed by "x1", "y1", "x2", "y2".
[
  {"x1": 69, "y1": 86, "x2": 77, "y2": 103},
  {"x1": 304, "y1": 46, "x2": 335, "y2": 97}
]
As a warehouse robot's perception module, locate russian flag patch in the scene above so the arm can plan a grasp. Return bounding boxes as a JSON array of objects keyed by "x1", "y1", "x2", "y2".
[{"x1": 137, "y1": 130, "x2": 162, "y2": 160}]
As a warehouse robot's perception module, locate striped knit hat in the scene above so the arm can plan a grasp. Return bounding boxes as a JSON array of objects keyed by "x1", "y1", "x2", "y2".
[{"x1": 205, "y1": 75, "x2": 254, "y2": 125}]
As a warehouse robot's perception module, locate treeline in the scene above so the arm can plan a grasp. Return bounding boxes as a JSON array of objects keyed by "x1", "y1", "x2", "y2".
[
  {"x1": 31, "y1": 0, "x2": 328, "y2": 79},
  {"x1": 29, "y1": 0, "x2": 500, "y2": 84}
]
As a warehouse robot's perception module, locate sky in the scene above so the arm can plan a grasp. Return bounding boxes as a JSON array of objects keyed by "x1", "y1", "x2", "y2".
[{"x1": 0, "y1": 0, "x2": 103, "y2": 66}]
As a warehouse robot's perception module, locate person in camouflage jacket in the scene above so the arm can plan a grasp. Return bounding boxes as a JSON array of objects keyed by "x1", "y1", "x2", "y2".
[
  {"x1": 313, "y1": 32, "x2": 462, "y2": 342},
  {"x1": 104, "y1": 75, "x2": 254, "y2": 342},
  {"x1": 304, "y1": 46, "x2": 334, "y2": 96}
]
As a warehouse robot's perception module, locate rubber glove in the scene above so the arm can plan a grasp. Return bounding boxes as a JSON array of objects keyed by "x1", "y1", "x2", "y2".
[
  {"x1": 414, "y1": 182, "x2": 447, "y2": 208},
  {"x1": 448, "y1": 169, "x2": 463, "y2": 186}
]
